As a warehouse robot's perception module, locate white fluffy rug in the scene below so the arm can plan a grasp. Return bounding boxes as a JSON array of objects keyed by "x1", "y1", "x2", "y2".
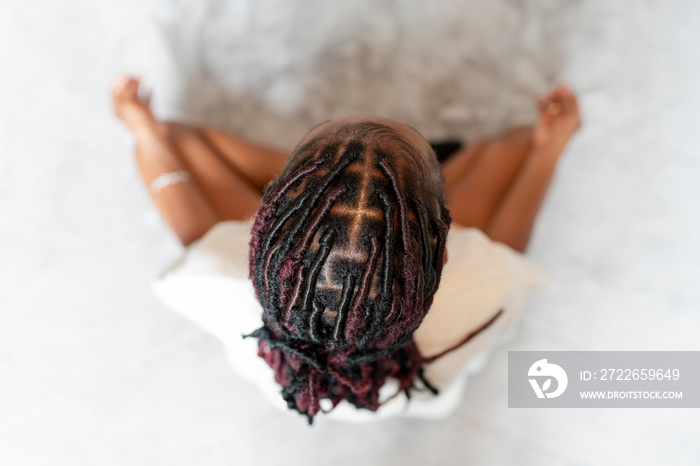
[{"x1": 140, "y1": 0, "x2": 671, "y2": 146}]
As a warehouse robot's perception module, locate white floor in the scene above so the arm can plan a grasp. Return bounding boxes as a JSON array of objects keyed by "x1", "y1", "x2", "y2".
[{"x1": 2, "y1": 1, "x2": 699, "y2": 465}]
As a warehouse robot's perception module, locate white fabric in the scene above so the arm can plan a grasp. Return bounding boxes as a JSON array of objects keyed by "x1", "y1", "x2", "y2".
[{"x1": 150, "y1": 219, "x2": 555, "y2": 422}]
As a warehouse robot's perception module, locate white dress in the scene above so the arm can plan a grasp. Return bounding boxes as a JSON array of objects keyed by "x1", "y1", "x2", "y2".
[{"x1": 151, "y1": 219, "x2": 555, "y2": 422}]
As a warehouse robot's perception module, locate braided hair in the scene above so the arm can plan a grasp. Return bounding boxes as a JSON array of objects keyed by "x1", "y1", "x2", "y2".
[{"x1": 247, "y1": 121, "x2": 451, "y2": 423}]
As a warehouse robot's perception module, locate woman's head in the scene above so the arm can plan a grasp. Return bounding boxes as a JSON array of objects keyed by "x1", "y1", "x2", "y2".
[{"x1": 247, "y1": 114, "x2": 451, "y2": 423}]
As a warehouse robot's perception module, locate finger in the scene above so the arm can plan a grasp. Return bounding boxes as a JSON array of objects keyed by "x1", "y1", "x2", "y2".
[
  {"x1": 539, "y1": 94, "x2": 556, "y2": 111},
  {"x1": 545, "y1": 100, "x2": 562, "y2": 115},
  {"x1": 132, "y1": 80, "x2": 142, "y2": 97},
  {"x1": 112, "y1": 74, "x2": 129, "y2": 93},
  {"x1": 540, "y1": 86, "x2": 566, "y2": 107},
  {"x1": 569, "y1": 91, "x2": 580, "y2": 115},
  {"x1": 560, "y1": 90, "x2": 577, "y2": 114}
]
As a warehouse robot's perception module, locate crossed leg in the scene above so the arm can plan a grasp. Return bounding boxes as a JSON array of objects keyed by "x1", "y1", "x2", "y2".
[
  {"x1": 164, "y1": 123, "x2": 266, "y2": 220},
  {"x1": 442, "y1": 126, "x2": 533, "y2": 231},
  {"x1": 112, "y1": 75, "x2": 268, "y2": 246},
  {"x1": 196, "y1": 126, "x2": 289, "y2": 191},
  {"x1": 113, "y1": 74, "x2": 579, "y2": 251},
  {"x1": 442, "y1": 85, "x2": 581, "y2": 251}
]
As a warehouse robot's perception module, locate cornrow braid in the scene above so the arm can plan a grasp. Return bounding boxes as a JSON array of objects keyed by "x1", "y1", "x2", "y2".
[{"x1": 246, "y1": 122, "x2": 453, "y2": 423}]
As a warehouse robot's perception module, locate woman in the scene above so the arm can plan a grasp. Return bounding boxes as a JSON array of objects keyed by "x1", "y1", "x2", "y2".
[{"x1": 113, "y1": 74, "x2": 580, "y2": 423}]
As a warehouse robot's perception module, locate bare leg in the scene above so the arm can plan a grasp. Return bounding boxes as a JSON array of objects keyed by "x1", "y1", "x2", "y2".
[
  {"x1": 486, "y1": 85, "x2": 581, "y2": 251},
  {"x1": 444, "y1": 85, "x2": 581, "y2": 252},
  {"x1": 164, "y1": 123, "x2": 262, "y2": 220},
  {"x1": 112, "y1": 75, "x2": 261, "y2": 246},
  {"x1": 441, "y1": 139, "x2": 490, "y2": 193},
  {"x1": 443, "y1": 126, "x2": 534, "y2": 230},
  {"x1": 197, "y1": 127, "x2": 289, "y2": 192},
  {"x1": 158, "y1": 123, "x2": 290, "y2": 194}
]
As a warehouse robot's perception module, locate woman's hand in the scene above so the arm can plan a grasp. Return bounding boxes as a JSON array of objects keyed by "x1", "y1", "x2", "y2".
[{"x1": 533, "y1": 84, "x2": 582, "y2": 159}]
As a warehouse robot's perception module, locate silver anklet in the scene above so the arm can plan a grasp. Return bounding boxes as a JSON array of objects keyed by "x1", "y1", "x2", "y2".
[{"x1": 150, "y1": 170, "x2": 191, "y2": 194}]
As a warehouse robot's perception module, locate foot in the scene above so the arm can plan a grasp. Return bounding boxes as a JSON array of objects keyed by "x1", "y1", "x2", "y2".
[
  {"x1": 533, "y1": 84, "x2": 582, "y2": 158},
  {"x1": 111, "y1": 74, "x2": 163, "y2": 138}
]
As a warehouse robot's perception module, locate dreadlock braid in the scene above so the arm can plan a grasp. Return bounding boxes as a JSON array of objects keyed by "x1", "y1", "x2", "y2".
[{"x1": 247, "y1": 122, "x2": 452, "y2": 423}]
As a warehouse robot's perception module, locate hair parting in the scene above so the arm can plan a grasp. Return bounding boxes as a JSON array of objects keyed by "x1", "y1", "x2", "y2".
[{"x1": 247, "y1": 122, "x2": 452, "y2": 423}]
